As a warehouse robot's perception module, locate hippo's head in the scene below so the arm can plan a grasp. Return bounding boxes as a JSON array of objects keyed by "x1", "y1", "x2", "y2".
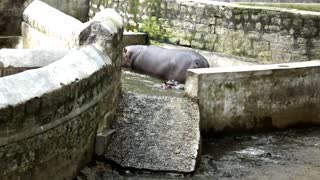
[
  {"x1": 121, "y1": 47, "x2": 132, "y2": 67},
  {"x1": 121, "y1": 45, "x2": 143, "y2": 68}
]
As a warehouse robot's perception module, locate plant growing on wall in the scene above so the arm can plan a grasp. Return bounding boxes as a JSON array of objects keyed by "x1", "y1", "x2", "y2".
[{"x1": 141, "y1": 16, "x2": 171, "y2": 44}]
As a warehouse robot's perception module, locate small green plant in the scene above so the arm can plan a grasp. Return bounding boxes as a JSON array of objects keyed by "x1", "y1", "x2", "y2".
[{"x1": 141, "y1": 16, "x2": 171, "y2": 44}]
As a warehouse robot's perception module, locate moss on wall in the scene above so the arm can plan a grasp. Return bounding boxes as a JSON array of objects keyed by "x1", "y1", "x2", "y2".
[{"x1": 125, "y1": 0, "x2": 171, "y2": 44}]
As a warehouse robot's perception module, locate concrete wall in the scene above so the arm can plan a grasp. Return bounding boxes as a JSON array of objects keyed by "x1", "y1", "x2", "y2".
[
  {"x1": 0, "y1": 2, "x2": 123, "y2": 179},
  {"x1": 22, "y1": 1, "x2": 84, "y2": 49},
  {"x1": 89, "y1": 0, "x2": 320, "y2": 64},
  {"x1": 0, "y1": 49, "x2": 68, "y2": 76},
  {"x1": 185, "y1": 61, "x2": 320, "y2": 133},
  {"x1": 0, "y1": 0, "x2": 89, "y2": 37}
]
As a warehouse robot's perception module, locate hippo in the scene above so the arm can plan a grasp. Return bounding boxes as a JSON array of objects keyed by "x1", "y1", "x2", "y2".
[{"x1": 122, "y1": 45, "x2": 209, "y2": 83}]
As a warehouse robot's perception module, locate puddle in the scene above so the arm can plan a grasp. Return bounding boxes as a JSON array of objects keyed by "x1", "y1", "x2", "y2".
[{"x1": 121, "y1": 69, "x2": 185, "y2": 97}]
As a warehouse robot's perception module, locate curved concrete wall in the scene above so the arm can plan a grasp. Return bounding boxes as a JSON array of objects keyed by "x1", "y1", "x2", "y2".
[
  {"x1": 186, "y1": 61, "x2": 320, "y2": 133},
  {"x1": 90, "y1": 0, "x2": 320, "y2": 64},
  {"x1": 22, "y1": 0, "x2": 84, "y2": 49},
  {"x1": 0, "y1": 49, "x2": 68, "y2": 77},
  {"x1": 0, "y1": 2, "x2": 123, "y2": 179},
  {"x1": 0, "y1": 46, "x2": 118, "y2": 180},
  {"x1": 0, "y1": 0, "x2": 88, "y2": 36}
]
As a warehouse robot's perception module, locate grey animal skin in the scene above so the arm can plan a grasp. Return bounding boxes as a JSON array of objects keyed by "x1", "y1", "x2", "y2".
[{"x1": 122, "y1": 45, "x2": 209, "y2": 83}]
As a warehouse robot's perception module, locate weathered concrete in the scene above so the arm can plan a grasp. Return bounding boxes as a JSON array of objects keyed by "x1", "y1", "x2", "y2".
[
  {"x1": 0, "y1": 48, "x2": 69, "y2": 77},
  {"x1": 186, "y1": 60, "x2": 320, "y2": 133},
  {"x1": 0, "y1": 0, "x2": 89, "y2": 36},
  {"x1": 78, "y1": 127, "x2": 320, "y2": 179},
  {"x1": 105, "y1": 92, "x2": 201, "y2": 173},
  {"x1": 123, "y1": 32, "x2": 149, "y2": 46},
  {"x1": 41, "y1": 0, "x2": 89, "y2": 22},
  {"x1": 0, "y1": 49, "x2": 69, "y2": 67},
  {"x1": 0, "y1": 3, "x2": 123, "y2": 180},
  {"x1": 22, "y1": 0, "x2": 84, "y2": 49}
]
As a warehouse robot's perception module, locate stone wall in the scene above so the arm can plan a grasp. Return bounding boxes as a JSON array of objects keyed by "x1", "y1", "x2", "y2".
[
  {"x1": 0, "y1": 2, "x2": 123, "y2": 179},
  {"x1": 89, "y1": 0, "x2": 320, "y2": 64},
  {"x1": 0, "y1": 0, "x2": 89, "y2": 36},
  {"x1": 185, "y1": 61, "x2": 320, "y2": 133}
]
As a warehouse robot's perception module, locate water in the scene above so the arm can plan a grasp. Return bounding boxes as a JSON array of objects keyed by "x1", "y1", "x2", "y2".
[{"x1": 121, "y1": 69, "x2": 185, "y2": 98}]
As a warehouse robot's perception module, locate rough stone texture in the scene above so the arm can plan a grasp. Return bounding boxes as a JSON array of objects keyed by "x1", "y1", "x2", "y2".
[
  {"x1": 105, "y1": 92, "x2": 201, "y2": 173},
  {"x1": 90, "y1": 0, "x2": 320, "y2": 64},
  {"x1": 0, "y1": 4, "x2": 123, "y2": 180},
  {"x1": 185, "y1": 60, "x2": 320, "y2": 134},
  {"x1": 162, "y1": 44, "x2": 257, "y2": 67}
]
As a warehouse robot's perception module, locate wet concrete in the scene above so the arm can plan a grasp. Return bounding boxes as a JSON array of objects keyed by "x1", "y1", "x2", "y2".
[
  {"x1": 78, "y1": 127, "x2": 320, "y2": 180},
  {"x1": 121, "y1": 69, "x2": 185, "y2": 98},
  {"x1": 78, "y1": 70, "x2": 320, "y2": 180}
]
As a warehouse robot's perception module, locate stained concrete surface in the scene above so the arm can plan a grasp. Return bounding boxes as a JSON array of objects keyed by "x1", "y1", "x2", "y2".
[
  {"x1": 78, "y1": 70, "x2": 320, "y2": 180},
  {"x1": 78, "y1": 127, "x2": 320, "y2": 180}
]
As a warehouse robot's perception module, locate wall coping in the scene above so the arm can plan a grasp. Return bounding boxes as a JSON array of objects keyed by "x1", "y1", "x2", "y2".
[
  {"x1": 0, "y1": 49, "x2": 69, "y2": 68},
  {"x1": 0, "y1": 45, "x2": 110, "y2": 109},
  {"x1": 188, "y1": 60, "x2": 320, "y2": 74}
]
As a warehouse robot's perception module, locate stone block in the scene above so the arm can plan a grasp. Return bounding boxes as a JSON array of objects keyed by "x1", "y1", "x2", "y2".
[
  {"x1": 301, "y1": 27, "x2": 318, "y2": 38},
  {"x1": 191, "y1": 40, "x2": 205, "y2": 49},
  {"x1": 105, "y1": 92, "x2": 201, "y2": 173},
  {"x1": 95, "y1": 129, "x2": 116, "y2": 156},
  {"x1": 246, "y1": 31, "x2": 261, "y2": 40},
  {"x1": 278, "y1": 35, "x2": 294, "y2": 45},
  {"x1": 262, "y1": 33, "x2": 278, "y2": 43},
  {"x1": 271, "y1": 51, "x2": 292, "y2": 63},
  {"x1": 270, "y1": 43, "x2": 289, "y2": 52},
  {"x1": 253, "y1": 41, "x2": 270, "y2": 53}
]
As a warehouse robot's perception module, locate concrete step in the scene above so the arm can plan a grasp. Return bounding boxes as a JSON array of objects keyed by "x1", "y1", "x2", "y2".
[
  {"x1": 123, "y1": 32, "x2": 148, "y2": 46},
  {"x1": 105, "y1": 92, "x2": 201, "y2": 173}
]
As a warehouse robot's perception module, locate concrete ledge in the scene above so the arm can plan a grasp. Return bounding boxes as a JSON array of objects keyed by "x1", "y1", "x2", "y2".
[
  {"x1": 0, "y1": 49, "x2": 69, "y2": 68},
  {"x1": 123, "y1": 32, "x2": 148, "y2": 46},
  {"x1": 22, "y1": 0, "x2": 84, "y2": 49},
  {"x1": 186, "y1": 60, "x2": 320, "y2": 133}
]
